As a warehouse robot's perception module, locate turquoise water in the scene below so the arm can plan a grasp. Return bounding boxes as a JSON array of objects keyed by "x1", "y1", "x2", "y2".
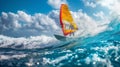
[{"x1": 0, "y1": 19, "x2": 120, "y2": 67}]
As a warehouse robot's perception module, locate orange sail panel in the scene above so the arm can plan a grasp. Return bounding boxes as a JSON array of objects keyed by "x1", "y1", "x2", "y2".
[{"x1": 60, "y1": 4, "x2": 78, "y2": 36}]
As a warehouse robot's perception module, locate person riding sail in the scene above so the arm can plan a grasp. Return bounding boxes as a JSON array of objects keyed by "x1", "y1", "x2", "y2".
[{"x1": 54, "y1": 4, "x2": 78, "y2": 41}]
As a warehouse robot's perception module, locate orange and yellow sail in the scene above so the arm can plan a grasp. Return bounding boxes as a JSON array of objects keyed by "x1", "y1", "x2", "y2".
[{"x1": 60, "y1": 4, "x2": 78, "y2": 36}]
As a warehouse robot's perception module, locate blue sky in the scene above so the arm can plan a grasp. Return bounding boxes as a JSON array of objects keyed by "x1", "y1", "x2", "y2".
[
  {"x1": 0, "y1": 0, "x2": 108, "y2": 15},
  {"x1": 0, "y1": 0, "x2": 52, "y2": 14},
  {"x1": 0, "y1": 0, "x2": 111, "y2": 19}
]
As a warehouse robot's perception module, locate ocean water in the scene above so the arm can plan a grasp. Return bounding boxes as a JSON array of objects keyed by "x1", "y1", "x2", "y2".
[{"x1": 0, "y1": 19, "x2": 120, "y2": 67}]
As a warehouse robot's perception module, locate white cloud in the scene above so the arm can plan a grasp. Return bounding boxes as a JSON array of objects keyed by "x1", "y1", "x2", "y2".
[
  {"x1": 18, "y1": 11, "x2": 32, "y2": 23},
  {"x1": 83, "y1": 0, "x2": 120, "y2": 20},
  {"x1": 93, "y1": 11, "x2": 110, "y2": 24},
  {"x1": 0, "y1": 9, "x2": 109, "y2": 38},
  {"x1": 0, "y1": 12, "x2": 21, "y2": 30},
  {"x1": 71, "y1": 10, "x2": 108, "y2": 37},
  {"x1": 82, "y1": 0, "x2": 120, "y2": 33},
  {"x1": 0, "y1": 11, "x2": 60, "y2": 37},
  {"x1": 93, "y1": 11, "x2": 104, "y2": 19},
  {"x1": 83, "y1": 0, "x2": 96, "y2": 8},
  {"x1": 47, "y1": 0, "x2": 68, "y2": 9},
  {"x1": 96, "y1": 0, "x2": 120, "y2": 16}
]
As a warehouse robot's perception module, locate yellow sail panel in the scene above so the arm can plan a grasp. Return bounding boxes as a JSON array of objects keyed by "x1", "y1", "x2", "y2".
[{"x1": 60, "y1": 4, "x2": 78, "y2": 36}]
